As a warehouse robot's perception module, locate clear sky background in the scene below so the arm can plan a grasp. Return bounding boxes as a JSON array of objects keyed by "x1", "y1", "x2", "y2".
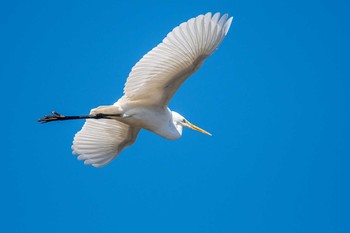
[{"x1": 1, "y1": 1, "x2": 349, "y2": 233}]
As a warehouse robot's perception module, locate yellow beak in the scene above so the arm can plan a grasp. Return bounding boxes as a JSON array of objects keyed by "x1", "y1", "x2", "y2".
[{"x1": 187, "y1": 121, "x2": 212, "y2": 136}]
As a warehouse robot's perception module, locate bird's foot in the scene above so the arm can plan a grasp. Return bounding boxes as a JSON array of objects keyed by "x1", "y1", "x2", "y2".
[{"x1": 38, "y1": 111, "x2": 66, "y2": 123}]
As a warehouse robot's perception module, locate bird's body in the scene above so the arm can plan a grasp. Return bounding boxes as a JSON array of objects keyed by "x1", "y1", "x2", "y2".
[
  {"x1": 92, "y1": 103, "x2": 182, "y2": 139},
  {"x1": 39, "y1": 12, "x2": 233, "y2": 167}
]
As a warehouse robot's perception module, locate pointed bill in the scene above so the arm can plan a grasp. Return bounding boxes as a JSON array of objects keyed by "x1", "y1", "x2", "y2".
[{"x1": 187, "y1": 122, "x2": 212, "y2": 136}]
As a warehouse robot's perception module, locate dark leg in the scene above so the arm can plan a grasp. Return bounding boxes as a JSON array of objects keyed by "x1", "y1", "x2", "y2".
[{"x1": 38, "y1": 111, "x2": 124, "y2": 123}]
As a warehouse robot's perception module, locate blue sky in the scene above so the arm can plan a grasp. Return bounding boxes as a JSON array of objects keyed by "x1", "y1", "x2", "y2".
[{"x1": 1, "y1": 0, "x2": 349, "y2": 232}]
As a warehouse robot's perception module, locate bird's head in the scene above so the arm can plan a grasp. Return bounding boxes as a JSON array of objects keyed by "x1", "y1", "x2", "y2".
[{"x1": 172, "y1": 111, "x2": 212, "y2": 136}]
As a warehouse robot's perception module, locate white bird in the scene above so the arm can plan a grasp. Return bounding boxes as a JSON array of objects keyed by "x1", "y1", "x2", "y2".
[{"x1": 39, "y1": 12, "x2": 233, "y2": 167}]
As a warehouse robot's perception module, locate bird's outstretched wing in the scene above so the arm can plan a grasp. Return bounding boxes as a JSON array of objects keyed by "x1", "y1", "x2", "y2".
[
  {"x1": 72, "y1": 119, "x2": 140, "y2": 168},
  {"x1": 120, "y1": 12, "x2": 233, "y2": 107}
]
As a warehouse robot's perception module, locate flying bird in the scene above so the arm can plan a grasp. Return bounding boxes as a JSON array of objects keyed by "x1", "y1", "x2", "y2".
[{"x1": 39, "y1": 12, "x2": 233, "y2": 167}]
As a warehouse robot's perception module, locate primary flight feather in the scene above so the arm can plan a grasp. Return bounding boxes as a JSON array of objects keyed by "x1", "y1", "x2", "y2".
[{"x1": 39, "y1": 12, "x2": 233, "y2": 168}]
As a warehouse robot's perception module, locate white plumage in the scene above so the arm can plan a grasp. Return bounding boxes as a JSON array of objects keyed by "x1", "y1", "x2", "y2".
[
  {"x1": 68, "y1": 12, "x2": 233, "y2": 167},
  {"x1": 73, "y1": 119, "x2": 140, "y2": 168},
  {"x1": 122, "y1": 12, "x2": 232, "y2": 106}
]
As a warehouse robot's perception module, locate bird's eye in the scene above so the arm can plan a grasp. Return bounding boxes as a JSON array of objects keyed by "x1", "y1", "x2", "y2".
[{"x1": 182, "y1": 119, "x2": 186, "y2": 123}]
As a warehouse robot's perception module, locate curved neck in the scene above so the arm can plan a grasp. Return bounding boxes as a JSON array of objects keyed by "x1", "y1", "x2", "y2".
[
  {"x1": 173, "y1": 120, "x2": 183, "y2": 137},
  {"x1": 145, "y1": 109, "x2": 182, "y2": 140},
  {"x1": 159, "y1": 117, "x2": 182, "y2": 140}
]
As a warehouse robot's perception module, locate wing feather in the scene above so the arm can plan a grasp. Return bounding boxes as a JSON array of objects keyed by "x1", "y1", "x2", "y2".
[
  {"x1": 120, "y1": 12, "x2": 233, "y2": 106},
  {"x1": 72, "y1": 118, "x2": 140, "y2": 168}
]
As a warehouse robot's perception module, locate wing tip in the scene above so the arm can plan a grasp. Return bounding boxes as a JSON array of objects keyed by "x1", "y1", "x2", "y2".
[
  {"x1": 224, "y1": 16, "x2": 234, "y2": 35},
  {"x1": 201, "y1": 12, "x2": 233, "y2": 35}
]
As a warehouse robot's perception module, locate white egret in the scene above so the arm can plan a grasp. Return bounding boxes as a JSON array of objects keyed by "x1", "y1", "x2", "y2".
[{"x1": 39, "y1": 12, "x2": 233, "y2": 167}]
